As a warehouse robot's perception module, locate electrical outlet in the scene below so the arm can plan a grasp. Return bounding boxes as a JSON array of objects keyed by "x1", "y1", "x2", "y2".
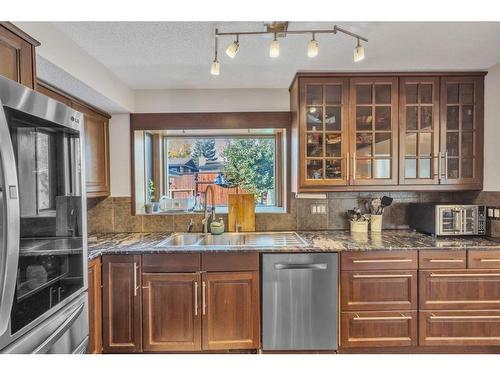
[
  {"x1": 310, "y1": 204, "x2": 326, "y2": 214},
  {"x1": 487, "y1": 207, "x2": 500, "y2": 220}
]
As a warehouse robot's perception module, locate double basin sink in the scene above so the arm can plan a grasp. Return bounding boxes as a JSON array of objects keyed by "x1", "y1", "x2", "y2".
[{"x1": 154, "y1": 231, "x2": 309, "y2": 249}]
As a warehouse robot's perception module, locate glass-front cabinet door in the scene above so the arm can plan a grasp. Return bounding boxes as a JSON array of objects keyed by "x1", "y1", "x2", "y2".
[
  {"x1": 349, "y1": 77, "x2": 398, "y2": 185},
  {"x1": 440, "y1": 76, "x2": 483, "y2": 187},
  {"x1": 300, "y1": 78, "x2": 349, "y2": 187},
  {"x1": 399, "y1": 77, "x2": 440, "y2": 184}
]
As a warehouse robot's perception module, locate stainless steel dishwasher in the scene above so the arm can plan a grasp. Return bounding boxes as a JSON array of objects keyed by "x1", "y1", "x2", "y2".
[{"x1": 262, "y1": 253, "x2": 338, "y2": 351}]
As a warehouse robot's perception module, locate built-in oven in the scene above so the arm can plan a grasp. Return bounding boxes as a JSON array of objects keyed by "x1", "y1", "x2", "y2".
[{"x1": 0, "y1": 75, "x2": 87, "y2": 353}]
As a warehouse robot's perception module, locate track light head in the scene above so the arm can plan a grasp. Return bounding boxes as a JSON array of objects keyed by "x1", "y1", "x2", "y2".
[
  {"x1": 226, "y1": 36, "x2": 240, "y2": 59},
  {"x1": 210, "y1": 60, "x2": 220, "y2": 75},
  {"x1": 353, "y1": 38, "x2": 365, "y2": 62},
  {"x1": 269, "y1": 33, "x2": 280, "y2": 58},
  {"x1": 307, "y1": 33, "x2": 318, "y2": 58}
]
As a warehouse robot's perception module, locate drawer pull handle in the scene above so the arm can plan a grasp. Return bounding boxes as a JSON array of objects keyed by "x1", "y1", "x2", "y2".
[
  {"x1": 428, "y1": 259, "x2": 464, "y2": 263},
  {"x1": 352, "y1": 259, "x2": 413, "y2": 264},
  {"x1": 429, "y1": 273, "x2": 500, "y2": 277},
  {"x1": 353, "y1": 274, "x2": 413, "y2": 279},
  {"x1": 353, "y1": 315, "x2": 412, "y2": 321},
  {"x1": 479, "y1": 259, "x2": 500, "y2": 262},
  {"x1": 194, "y1": 281, "x2": 198, "y2": 316},
  {"x1": 429, "y1": 315, "x2": 500, "y2": 320}
]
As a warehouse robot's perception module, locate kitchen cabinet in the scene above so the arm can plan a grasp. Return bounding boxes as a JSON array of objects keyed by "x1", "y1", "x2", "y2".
[
  {"x1": 36, "y1": 80, "x2": 111, "y2": 198},
  {"x1": 102, "y1": 255, "x2": 142, "y2": 353},
  {"x1": 290, "y1": 72, "x2": 485, "y2": 192},
  {"x1": 0, "y1": 22, "x2": 39, "y2": 89},
  {"x1": 142, "y1": 273, "x2": 201, "y2": 352},
  {"x1": 88, "y1": 257, "x2": 102, "y2": 354}
]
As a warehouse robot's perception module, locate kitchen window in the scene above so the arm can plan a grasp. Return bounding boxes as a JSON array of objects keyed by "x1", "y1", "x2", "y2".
[{"x1": 134, "y1": 128, "x2": 287, "y2": 214}]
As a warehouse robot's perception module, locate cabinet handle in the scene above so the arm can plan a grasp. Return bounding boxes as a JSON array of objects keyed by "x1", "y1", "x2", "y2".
[
  {"x1": 202, "y1": 281, "x2": 206, "y2": 316},
  {"x1": 479, "y1": 259, "x2": 500, "y2": 262},
  {"x1": 438, "y1": 151, "x2": 442, "y2": 182},
  {"x1": 353, "y1": 273, "x2": 413, "y2": 279},
  {"x1": 352, "y1": 259, "x2": 413, "y2": 264},
  {"x1": 428, "y1": 259, "x2": 464, "y2": 263},
  {"x1": 429, "y1": 315, "x2": 500, "y2": 320},
  {"x1": 352, "y1": 152, "x2": 356, "y2": 180},
  {"x1": 346, "y1": 152, "x2": 350, "y2": 180},
  {"x1": 133, "y1": 262, "x2": 138, "y2": 297},
  {"x1": 353, "y1": 315, "x2": 412, "y2": 321},
  {"x1": 429, "y1": 273, "x2": 500, "y2": 277},
  {"x1": 194, "y1": 281, "x2": 198, "y2": 316},
  {"x1": 444, "y1": 151, "x2": 448, "y2": 182}
]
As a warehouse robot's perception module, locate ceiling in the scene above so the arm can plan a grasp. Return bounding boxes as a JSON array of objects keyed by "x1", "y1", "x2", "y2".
[{"x1": 51, "y1": 22, "x2": 500, "y2": 90}]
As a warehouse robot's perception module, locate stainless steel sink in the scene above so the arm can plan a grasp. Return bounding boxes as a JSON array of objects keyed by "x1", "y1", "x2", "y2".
[{"x1": 154, "y1": 232, "x2": 308, "y2": 248}]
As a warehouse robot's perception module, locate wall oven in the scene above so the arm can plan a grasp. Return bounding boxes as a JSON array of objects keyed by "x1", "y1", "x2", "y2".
[
  {"x1": 409, "y1": 203, "x2": 486, "y2": 236},
  {"x1": 0, "y1": 75, "x2": 88, "y2": 353}
]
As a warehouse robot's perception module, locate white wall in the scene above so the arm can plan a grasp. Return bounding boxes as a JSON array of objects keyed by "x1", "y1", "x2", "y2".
[
  {"x1": 109, "y1": 114, "x2": 132, "y2": 196},
  {"x1": 484, "y1": 62, "x2": 500, "y2": 191}
]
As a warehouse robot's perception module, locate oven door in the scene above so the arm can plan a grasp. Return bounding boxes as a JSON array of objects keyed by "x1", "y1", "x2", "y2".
[
  {"x1": 437, "y1": 206, "x2": 463, "y2": 235},
  {"x1": 461, "y1": 206, "x2": 478, "y2": 235}
]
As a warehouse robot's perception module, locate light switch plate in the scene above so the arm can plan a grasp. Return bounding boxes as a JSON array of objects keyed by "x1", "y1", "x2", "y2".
[{"x1": 310, "y1": 204, "x2": 326, "y2": 214}]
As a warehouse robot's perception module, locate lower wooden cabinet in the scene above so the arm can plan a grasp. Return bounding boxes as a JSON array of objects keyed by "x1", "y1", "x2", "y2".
[
  {"x1": 419, "y1": 310, "x2": 500, "y2": 346},
  {"x1": 142, "y1": 273, "x2": 201, "y2": 352},
  {"x1": 102, "y1": 255, "x2": 142, "y2": 353},
  {"x1": 202, "y1": 271, "x2": 260, "y2": 350},
  {"x1": 88, "y1": 257, "x2": 102, "y2": 354},
  {"x1": 341, "y1": 311, "x2": 417, "y2": 348}
]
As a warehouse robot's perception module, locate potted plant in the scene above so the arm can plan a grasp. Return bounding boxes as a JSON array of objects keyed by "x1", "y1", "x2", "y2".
[{"x1": 145, "y1": 179, "x2": 155, "y2": 214}]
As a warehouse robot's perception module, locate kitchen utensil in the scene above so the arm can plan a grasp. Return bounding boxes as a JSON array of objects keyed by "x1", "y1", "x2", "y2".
[
  {"x1": 371, "y1": 198, "x2": 381, "y2": 214},
  {"x1": 378, "y1": 196, "x2": 394, "y2": 214}
]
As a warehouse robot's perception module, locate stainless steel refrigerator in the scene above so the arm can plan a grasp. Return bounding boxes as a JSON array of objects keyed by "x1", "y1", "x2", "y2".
[{"x1": 0, "y1": 75, "x2": 88, "y2": 353}]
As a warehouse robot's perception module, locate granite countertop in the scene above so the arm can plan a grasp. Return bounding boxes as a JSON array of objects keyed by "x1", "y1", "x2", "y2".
[{"x1": 87, "y1": 230, "x2": 500, "y2": 260}]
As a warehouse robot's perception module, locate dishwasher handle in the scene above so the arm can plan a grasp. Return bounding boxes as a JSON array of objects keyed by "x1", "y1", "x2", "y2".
[{"x1": 274, "y1": 263, "x2": 327, "y2": 270}]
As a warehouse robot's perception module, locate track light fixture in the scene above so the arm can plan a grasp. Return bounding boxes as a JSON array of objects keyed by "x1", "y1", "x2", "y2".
[
  {"x1": 307, "y1": 32, "x2": 318, "y2": 58},
  {"x1": 269, "y1": 33, "x2": 280, "y2": 58},
  {"x1": 210, "y1": 24, "x2": 368, "y2": 75},
  {"x1": 353, "y1": 37, "x2": 365, "y2": 62}
]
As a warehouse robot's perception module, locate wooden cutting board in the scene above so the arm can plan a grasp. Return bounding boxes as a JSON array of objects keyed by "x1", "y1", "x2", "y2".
[{"x1": 228, "y1": 193, "x2": 255, "y2": 232}]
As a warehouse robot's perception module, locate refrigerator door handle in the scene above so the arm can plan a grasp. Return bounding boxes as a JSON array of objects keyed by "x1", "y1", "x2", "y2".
[{"x1": 0, "y1": 106, "x2": 20, "y2": 335}]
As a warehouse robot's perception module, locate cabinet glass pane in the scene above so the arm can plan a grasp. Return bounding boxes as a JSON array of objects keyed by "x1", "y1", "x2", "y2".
[
  {"x1": 356, "y1": 85, "x2": 372, "y2": 104},
  {"x1": 406, "y1": 106, "x2": 418, "y2": 130},
  {"x1": 462, "y1": 132, "x2": 474, "y2": 157},
  {"x1": 446, "y1": 133, "x2": 459, "y2": 156},
  {"x1": 325, "y1": 106, "x2": 341, "y2": 131},
  {"x1": 461, "y1": 83, "x2": 474, "y2": 104},
  {"x1": 447, "y1": 158, "x2": 459, "y2": 179},
  {"x1": 406, "y1": 84, "x2": 418, "y2": 104},
  {"x1": 325, "y1": 134, "x2": 341, "y2": 157},
  {"x1": 325, "y1": 159, "x2": 342, "y2": 179},
  {"x1": 419, "y1": 133, "x2": 432, "y2": 156},
  {"x1": 373, "y1": 159, "x2": 391, "y2": 179},
  {"x1": 306, "y1": 159, "x2": 323, "y2": 179},
  {"x1": 405, "y1": 159, "x2": 417, "y2": 178},
  {"x1": 420, "y1": 84, "x2": 433, "y2": 104},
  {"x1": 356, "y1": 133, "x2": 372, "y2": 157},
  {"x1": 447, "y1": 84, "x2": 459, "y2": 104},
  {"x1": 325, "y1": 85, "x2": 342, "y2": 105},
  {"x1": 447, "y1": 106, "x2": 459, "y2": 130},
  {"x1": 420, "y1": 106, "x2": 433, "y2": 130},
  {"x1": 375, "y1": 85, "x2": 391, "y2": 104},
  {"x1": 374, "y1": 133, "x2": 391, "y2": 157},
  {"x1": 405, "y1": 133, "x2": 417, "y2": 156},
  {"x1": 356, "y1": 107, "x2": 372, "y2": 131},
  {"x1": 461, "y1": 158, "x2": 473, "y2": 178},
  {"x1": 462, "y1": 106, "x2": 474, "y2": 130},
  {"x1": 356, "y1": 159, "x2": 371, "y2": 179},
  {"x1": 306, "y1": 107, "x2": 323, "y2": 131},
  {"x1": 419, "y1": 158, "x2": 431, "y2": 178},
  {"x1": 375, "y1": 106, "x2": 391, "y2": 130},
  {"x1": 306, "y1": 134, "x2": 323, "y2": 157},
  {"x1": 306, "y1": 85, "x2": 323, "y2": 105}
]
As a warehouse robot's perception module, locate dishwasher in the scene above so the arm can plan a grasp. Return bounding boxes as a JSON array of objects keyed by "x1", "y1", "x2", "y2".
[{"x1": 262, "y1": 253, "x2": 338, "y2": 351}]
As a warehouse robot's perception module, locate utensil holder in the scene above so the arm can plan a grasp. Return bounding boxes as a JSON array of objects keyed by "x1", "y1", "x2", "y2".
[
  {"x1": 350, "y1": 220, "x2": 368, "y2": 233},
  {"x1": 370, "y1": 214, "x2": 383, "y2": 232}
]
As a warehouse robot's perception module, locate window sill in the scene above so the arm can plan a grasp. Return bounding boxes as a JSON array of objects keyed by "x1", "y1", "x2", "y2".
[{"x1": 136, "y1": 206, "x2": 286, "y2": 215}]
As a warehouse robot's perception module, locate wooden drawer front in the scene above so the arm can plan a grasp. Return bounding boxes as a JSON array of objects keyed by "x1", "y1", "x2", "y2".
[
  {"x1": 341, "y1": 251, "x2": 417, "y2": 271},
  {"x1": 142, "y1": 254, "x2": 200, "y2": 273},
  {"x1": 341, "y1": 311, "x2": 417, "y2": 348},
  {"x1": 419, "y1": 310, "x2": 500, "y2": 346},
  {"x1": 468, "y1": 250, "x2": 500, "y2": 269},
  {"x1": 341, "y1": 271, "x2": 417, "y2": 311},
  {"x1": 201, "y1": 253, "x2": 259, "y2": 272},
  {"x1": 419, "y1": 250, "x2": 466, "y2": 269},
  {"x1": 419, "y1": 270, "x2": 500, "y2": 310}
]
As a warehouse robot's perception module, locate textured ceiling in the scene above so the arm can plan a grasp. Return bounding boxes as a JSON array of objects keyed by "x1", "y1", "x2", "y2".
[{"x1": 51, "y1": 21, "x2": 500, "y2": 90}]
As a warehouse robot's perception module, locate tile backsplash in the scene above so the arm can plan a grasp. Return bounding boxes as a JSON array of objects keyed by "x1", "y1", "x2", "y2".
[{"x1": 87, "y1": 191, "x2": 480, "y2": 234}]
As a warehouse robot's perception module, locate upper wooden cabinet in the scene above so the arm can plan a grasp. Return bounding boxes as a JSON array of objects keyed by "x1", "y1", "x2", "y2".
[
  {"x1": 290, "y1": 73, "x2": 485, "y2": 192},
  {"x1": 0, "y1": 22, "x2": 39, "y2": 89},
  {"x1": 36, "y1": 80, "x2": 111, "y2": 198}
]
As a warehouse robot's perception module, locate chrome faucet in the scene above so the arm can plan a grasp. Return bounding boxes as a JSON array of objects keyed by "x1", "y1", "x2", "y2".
[
  {"x1": 187, "y1": 218, "x2": 194, "y2": 233},
  {"x1": 201, "y1": 185, "x2": 216, "y2": 233}
]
